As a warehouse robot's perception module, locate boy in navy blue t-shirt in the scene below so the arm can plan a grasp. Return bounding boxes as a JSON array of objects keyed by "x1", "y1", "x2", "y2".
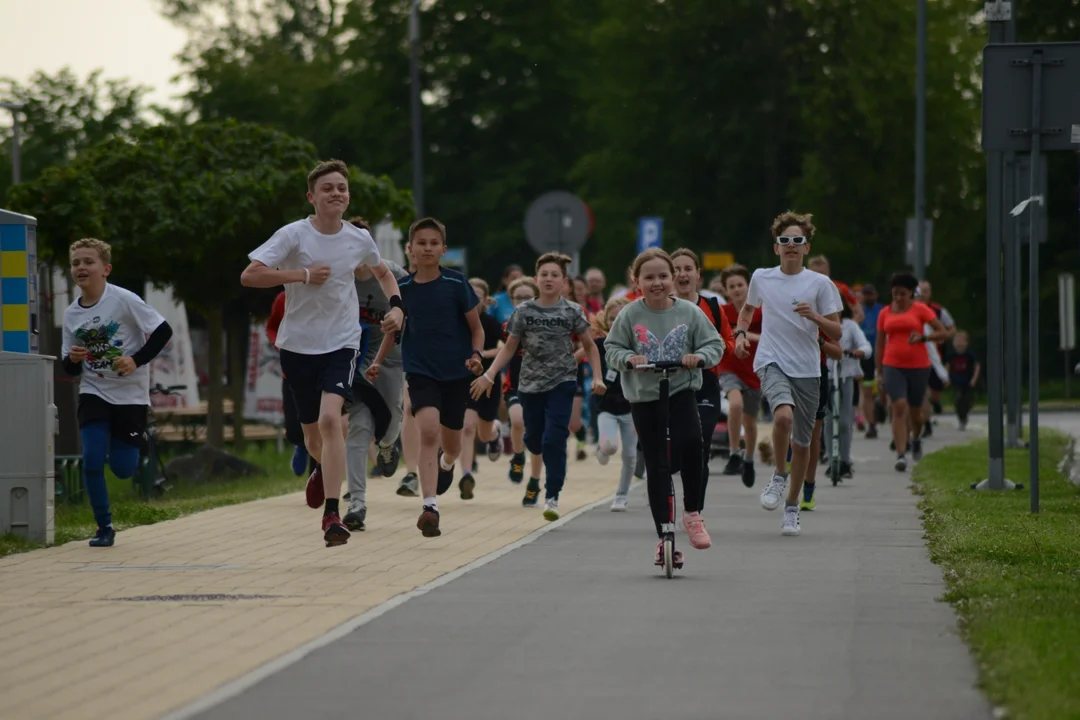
[
  {"x1": 371, "y1": 217, "x2": 484, "y2": 537},
  {"x1": 946, "y1": 330, "x2": 980, "y2": 430}
]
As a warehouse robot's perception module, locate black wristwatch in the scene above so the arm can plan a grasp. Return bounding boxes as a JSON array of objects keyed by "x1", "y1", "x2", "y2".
[
  {"x1": 472, "y1": 349, "x2": 484, "y2": 360},
  {"x1": 734, "y1": 329, "x2": 747, "y2": 339}
]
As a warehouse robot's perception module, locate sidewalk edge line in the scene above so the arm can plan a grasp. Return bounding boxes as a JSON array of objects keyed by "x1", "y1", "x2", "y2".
[{"x1": 157, "y1": 487, "x2": 628, "y2": 720}]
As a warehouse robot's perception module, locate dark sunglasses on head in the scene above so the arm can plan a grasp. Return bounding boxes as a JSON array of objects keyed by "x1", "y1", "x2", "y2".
[{"x1": 775, "y1": 236, "x2": 807, "y2": 246}]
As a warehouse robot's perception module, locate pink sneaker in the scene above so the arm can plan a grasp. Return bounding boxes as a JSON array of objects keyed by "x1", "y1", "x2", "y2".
[
  {"x1": 682, "y1": 512, "x2": 712, "y2": 549},
  {"x1": 654, "y1": 539, "x2": 684, "y2": 567}
]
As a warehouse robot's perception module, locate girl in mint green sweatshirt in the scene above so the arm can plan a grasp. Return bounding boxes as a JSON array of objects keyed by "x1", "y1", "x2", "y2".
[{"x1": 604, "y1": 249, "x2": 724, "y2": 567}]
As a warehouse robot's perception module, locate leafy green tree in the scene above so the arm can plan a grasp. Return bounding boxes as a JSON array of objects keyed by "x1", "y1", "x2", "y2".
[{"x1": 10, "y1": 120, "x2": 413, "y2": 445}]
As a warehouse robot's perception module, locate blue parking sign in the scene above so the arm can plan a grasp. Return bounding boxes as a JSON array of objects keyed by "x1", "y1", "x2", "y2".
[{"x1": 638, "y1": 217, "x2": 663, "y2": 254}]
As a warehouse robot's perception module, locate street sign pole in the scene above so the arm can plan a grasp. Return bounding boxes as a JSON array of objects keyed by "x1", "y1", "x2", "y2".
[
  {"x1": 914, "y1": 0, "x2": 928, "y2": 280},
  {"x1": 1004, "y1": 155, "x2": 1023, "y2": 448},
  {"x1": 1026, "y1": 50, "x2": 1046, "y2": 514},
  {"x1": 1059, "y1": 273, "x2": 1075, "y2": 401}
]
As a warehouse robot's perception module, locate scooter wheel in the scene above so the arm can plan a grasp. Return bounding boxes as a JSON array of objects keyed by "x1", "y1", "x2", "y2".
[{"x1": 663, "y1": 537, "x2": 674, "y2": 579}]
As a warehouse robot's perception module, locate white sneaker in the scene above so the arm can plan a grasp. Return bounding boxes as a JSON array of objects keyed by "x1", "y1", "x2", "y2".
[
  {"x1": 543, "y1": 498, "x2": 560, "y2": 521},
  {"x1": 596, "y1": 446, "x2": 610, "y2": 466},
  {"x1": 781, "y1": 505, "x2": 801, "y2": 536},
  {"x1": 610, "y1": 495, "x2": 628, "y2": 511},
  {"x1": 760, "y1": 473, "x2": 788, "y2": 511},
  {"x1": 895, "y1": 455, "x2": 908, "y2": 472}
]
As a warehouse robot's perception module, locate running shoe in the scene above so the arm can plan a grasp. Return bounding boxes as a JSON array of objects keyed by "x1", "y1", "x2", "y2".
[
  {"x1": 486, "y1": 425, "x2": 503, "y2": 462},
  {"x1": 596, "y1": 445, "x2": 610, "y2": 466},
  {"x1": 459, "y1": 471, "x2": 476, "y2": 500},
  {"x1": 741, "y1": 460, "x2": 756, "y2": 488},
  {"x1": 543, "y1": 497, "x2": 560, "y2": 521},
  {"x1": 436, "y1": 449, "x2": 455, "y2": 495},
  {"x1": 866, "y1": 425, "x2": 878, "y2": 439},
  {"x1": 576, "y1": 441, "x2": 587, "y2": 461},
  {"x1": 375, "y1": 440, "x2": 401, "y2": 477},
  {"x1": 922, "y1": 422, "x2": 934, "y2": 439},
  {"x1": 396, "y1": 471, "x2": 419, "y2": 497},
  {"x1": 322, "y1": 513, "x2": 350, "y2": 547},
  {"x1": 417, "y1": 505, "x2": 441, "y2": 537},
  {"x1": 760, "y1": 472, "x2": 788, "y2": 511},
  {"x1": 290, "y1": 445, "x2": 308, "y2": 476},
  {"x1": 722, "y1": 453, "x2": 742, "y2": 476},
  {"x1": 912, "y1": 438, "x2": 924, "y2": 462},
  {"x1": 343, "y1": 500, "x2": 366, "y2": 532},
  {"x1": 840, "y1": 461, "x2": 854, "y2": 479},
  {"x1": 895, "y1": 455, "x2": 908, "y2": 472},
  {"x1": 681, "y1": 512, "x2": 712, "y2": 549},
  {"x1": 306, "y1": 465, "x2": 325, "y2": 509},
  {"x1": 654, "y1": 539, "x2": 684, "y2": 567},
  {"x1": 610, "y1": 494, "x2": 628, "y2": 511},
  {"x1": 508, "y1": 453, "x2": 525, "y2": 484},
  {"x1": 800, "y1": 482, "x2": 816, "y2": 511},
  {"x1": 781, "y1": 505, "x2": 801, "y2": 536},
  {"x1": 88, "y1": 526, "x2": 115, "y2": 548},
  {"x1": 522, "y1": 478, "x2": 541, "y2": 507}
]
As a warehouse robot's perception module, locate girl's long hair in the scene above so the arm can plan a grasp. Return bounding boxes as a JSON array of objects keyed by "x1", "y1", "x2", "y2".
[{"x1": 591, "y1": 295, "x2": 631, "y2": 337}]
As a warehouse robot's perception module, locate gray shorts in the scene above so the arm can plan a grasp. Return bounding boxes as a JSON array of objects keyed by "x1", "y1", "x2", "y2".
[
  {"x1": 719, "y1": 373, "x2": 762, "y2": 417},
  {"x1": 757, "y1": 363, "x2": 820, "y2": 447},
  {"x1": 883, "y1": 366, "x2": 930, "y2": 408}
]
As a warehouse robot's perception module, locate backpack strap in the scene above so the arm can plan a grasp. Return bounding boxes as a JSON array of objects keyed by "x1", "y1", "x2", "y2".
[{"x1": 704, "y1": 296, "x2": 724, "y2": 334}]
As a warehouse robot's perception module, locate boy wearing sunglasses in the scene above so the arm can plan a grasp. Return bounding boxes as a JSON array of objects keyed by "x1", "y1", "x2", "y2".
[{"x1": 733, "y1": 211, "x2": 842, "y2": 537}]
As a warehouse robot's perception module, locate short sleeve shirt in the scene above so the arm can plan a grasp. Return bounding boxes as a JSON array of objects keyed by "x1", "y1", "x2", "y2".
[
  {"x1": 248, "y1": 217, "x2": 381, "y2": 354},
  {"x1": 507, "y1": 298, "x2": 590, "y2": 393},
  {"x1": 877, "y1": 303, "x2": 937, "y2": 368},
  {"x1": 398, "y1": 267, "x2": 480, "y2": 381},
  {"x1": 62, "y1": 283, "x2": 166, "y2": 406}
]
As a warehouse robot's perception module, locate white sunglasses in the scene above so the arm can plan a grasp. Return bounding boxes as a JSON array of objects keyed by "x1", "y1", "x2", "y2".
[{"x1": 775, "y1": 236, "x2": 808, "y2": 246}]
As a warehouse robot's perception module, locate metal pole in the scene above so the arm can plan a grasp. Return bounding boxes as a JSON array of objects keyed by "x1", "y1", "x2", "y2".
[
  {"x1": 408, "y1": 0, "x2": 425, "y2": 217},
  {"x1": 11, "y1": 111, "x2": 20, "y2": 184},
  {"x1": 1028, "y1": 50, "x2": 1043, "y2": 514},
  {"x1": 914, "y1": 0, "x2": 927, "y2": 279},
  {"x1": 975, "y1": 6, "x2": 1013, "y2": 491},
  {"x1": 1004, "y1": 156, "x2": 1022, "y2": 447}
]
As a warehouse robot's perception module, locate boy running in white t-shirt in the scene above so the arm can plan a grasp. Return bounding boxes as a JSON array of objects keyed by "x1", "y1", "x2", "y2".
[
  {"x1": 734, "y1": 211, "x2": 842, "y2": 536},
  {"x1": 241, "y1": 160, "x2": 403, "y2": 547},
  {"x1": 62, "y1": 238, "x2": 173, "y2": 547}
]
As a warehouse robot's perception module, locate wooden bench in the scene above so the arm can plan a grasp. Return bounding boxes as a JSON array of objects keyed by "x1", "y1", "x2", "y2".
[{"x1": 155, "y1": 423, "x2": 281, "y2": 444}]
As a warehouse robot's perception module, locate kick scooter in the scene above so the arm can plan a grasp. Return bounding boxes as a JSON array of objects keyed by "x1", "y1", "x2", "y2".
[{"x1": 629, "y1": 359, "x2": 703, "y2": 579}]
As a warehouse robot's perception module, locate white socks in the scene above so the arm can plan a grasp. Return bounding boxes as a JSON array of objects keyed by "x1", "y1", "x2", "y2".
[{"x1": 424, "y1": 496, "x2": 437, "y2": 509}]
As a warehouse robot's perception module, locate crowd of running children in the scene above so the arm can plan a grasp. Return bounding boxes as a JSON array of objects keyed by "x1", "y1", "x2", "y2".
[{"x1": 60, "y1": 159, "x2": 980, "y2": 565}]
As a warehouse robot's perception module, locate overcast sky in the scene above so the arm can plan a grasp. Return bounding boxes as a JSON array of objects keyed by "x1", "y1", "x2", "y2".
[{"x1": 0, "y1": 0, "x2": 189, "y2": 116}]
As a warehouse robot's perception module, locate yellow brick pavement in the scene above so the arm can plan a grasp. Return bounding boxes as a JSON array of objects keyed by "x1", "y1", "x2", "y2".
[{"x1": 0, "y1": 445, "x2": 625, "y2": 720}]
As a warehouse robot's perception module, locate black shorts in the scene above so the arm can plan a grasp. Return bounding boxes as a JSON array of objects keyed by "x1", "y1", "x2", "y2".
[
  {"x1": 884, "y1": 366, "x2": 931, "y2": 408},
  {"x1": 505, "y1": 388, "x2": 521, "y2": 407},
  {"x1": 78, "y1": 393, "x2": 148, "y2": 442},
  {"x1": 927, "y1": 372, "x2": 945, "y2": 393},
  {"x1": 860, "y1": 356, "x2": 876, "y2": 383},
  {"x1": 279, "y1": 348, "x2": 357, "y2": 425},
  {"x1": 467, "y1": 374, "x2": 502, "y2": 422},
  {"x1": 407, "y1": 373, "x2": 471, "y2": 431}
]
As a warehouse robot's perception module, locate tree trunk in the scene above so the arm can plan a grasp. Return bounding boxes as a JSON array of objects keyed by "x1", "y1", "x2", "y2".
[
  {"x1": 206, "y1": 305, "x2": 225, "y2": 448},
  {"x1": 227, "y1": 306, "x2": 249, "y2": 453}
]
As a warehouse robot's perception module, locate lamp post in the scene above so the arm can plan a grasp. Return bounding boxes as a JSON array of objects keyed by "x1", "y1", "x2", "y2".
[
  {"x1": 409, "y1": 0, "x2": 425, "y2": 217},
  {"x1": 0, "y1": 101, "x2": 24, "y2": 184},
  {"x1": 914, "y1": 0, "x2": 927, "y2": 280}
]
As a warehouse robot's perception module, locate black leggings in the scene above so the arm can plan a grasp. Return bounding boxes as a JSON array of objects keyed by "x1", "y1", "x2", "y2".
[
  {"x1": 695, "y1": 382, "x2": 722, "y2": 512},
  {"x1": 631, "y1": 389, "x2": 704, "y2": 537}
]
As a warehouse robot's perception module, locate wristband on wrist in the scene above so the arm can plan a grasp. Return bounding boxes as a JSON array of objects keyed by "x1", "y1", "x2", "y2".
[
  {"x1": 389, "y1": 295, "x2": 403, "y2": 310},
  {"x1": 303, "y1": 268, "x2": 310, "y2": 284},
  {"x1": 734, "y1": 329, "x2": 747, "y2": 338},
  {"x1": 483, "y1": 373, "x2": 495, "y2": 384}
]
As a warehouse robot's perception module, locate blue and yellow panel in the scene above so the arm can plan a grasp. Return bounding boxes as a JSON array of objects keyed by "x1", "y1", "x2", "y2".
[{"x1": 0, "y1": 224, "x2": 30, "y2": 353}]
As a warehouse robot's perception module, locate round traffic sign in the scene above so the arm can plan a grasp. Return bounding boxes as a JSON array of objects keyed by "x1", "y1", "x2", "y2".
[{"x1": 523, "y1": 191, "x2": 591, "y2": 255}]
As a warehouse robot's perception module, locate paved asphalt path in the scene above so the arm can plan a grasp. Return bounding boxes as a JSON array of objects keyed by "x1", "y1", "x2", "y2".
[{"x1": 192, "y1": 423, "x2": 993, "y2": 720}]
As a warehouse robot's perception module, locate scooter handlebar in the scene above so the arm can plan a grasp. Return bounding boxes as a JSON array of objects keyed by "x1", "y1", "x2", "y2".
[{"x1": 626, "y1": 359, "x2": 705, "y2": 371}]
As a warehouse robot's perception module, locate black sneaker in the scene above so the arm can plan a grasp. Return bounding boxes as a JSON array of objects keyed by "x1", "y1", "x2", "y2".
[
  {"x1": 840, "y1": 461, "x2": 854, "y2": 479},
  {"x1": 375, "y1": 440, "x2": 402, "y2": 477},
  {"x1": 912, "y1": 438, "x2": 924, "y2": 462},
  {"x1": 508, "y1": 452, "x2": 525, "y2": 484},
  {"x1": 866, "y1": 425, "x2": 878, "y2": 439},
  {"x1": 343, "y1": 503, "x2": 367, "y2": 532},
  {"x1": 722, "y1": 454, "x2": 742, "y2": 476},
  {"x1": 487, "y1": 425, "x2": 503, "y2": 462},
  {"x1": 922, "y1": 422, "x2": 933, "y2": 439},
  {"x1": 522, "y1": 478, "x2": 541, "y2": 507},
  {"x1": 459, "y1": 471, "x2": 477, "y2": 500},
  {"x1": 932, "y1": 399, "x2": 943, "y2": 415},
  {"x1": 741, "y1": 460, "x2": 755, "y2": 488},
  {"x1": 89, "y1": 526, "x2": 115, "y2": 547},
  {"x1": 396, "y1": 471, "x2": 419, "y2": 497},
  {"x1": 417, "y1": 505, "x2": 441, "y2": 537},
  {"x1": 437, "y1": 450, "x2": 455, "y2": 495}
]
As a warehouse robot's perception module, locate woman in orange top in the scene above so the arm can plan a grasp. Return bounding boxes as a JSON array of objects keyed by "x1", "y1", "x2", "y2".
[
  {"x1": 671, "y1": 249, "x2": 733, "y2": 511},
  {"x1": 875, "y1": 272, "x2": 950, "y2": 472}
]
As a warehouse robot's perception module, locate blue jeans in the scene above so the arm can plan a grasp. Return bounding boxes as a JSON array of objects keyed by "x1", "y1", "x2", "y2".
[
  {"x1": 520, "y1": 380, "x2": 576, "y2": 499},
  {"x1": 81, "y1": 421, "x2": 141, "y2": 529}
]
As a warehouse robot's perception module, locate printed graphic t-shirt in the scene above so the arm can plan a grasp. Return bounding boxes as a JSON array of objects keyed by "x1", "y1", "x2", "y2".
[
  {"x1": 62, "y1": 283, "x2": 167, "y2": 406},
  {"x1": 507, "y1": 297, "x2": 590, "y2": 393},
  {"x1": 248, "y1": 217, "x2": 382, "y2": 354}
]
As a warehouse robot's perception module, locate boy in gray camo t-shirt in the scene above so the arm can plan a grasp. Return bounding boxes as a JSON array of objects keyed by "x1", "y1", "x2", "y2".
[{"x1": 507, "y1": 297, "x2": 590, "y2": 393}]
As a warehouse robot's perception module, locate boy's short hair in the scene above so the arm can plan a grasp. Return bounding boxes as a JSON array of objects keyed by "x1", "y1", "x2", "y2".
[
  {"x1": 720, "y1": 263, "x2": 751, "y2": 286},
  {"x1": 347, "y1": 216, "x2": 372, "y2": 233},
  {"x1": 771, "y1": 210, "x2": 816, "y2": 240},
  {"x1": 535, "y1": 252, "x2": 572, "y2": 276},
  {"x1": 307, "y1": 159, "x2": 349, "y2": 193},
  {"x1": 69, "y1": 238, "x2": 112, "y2": 264},
  {"x1": 408, "y1": 217, "x2": 447, "y2": 245}
]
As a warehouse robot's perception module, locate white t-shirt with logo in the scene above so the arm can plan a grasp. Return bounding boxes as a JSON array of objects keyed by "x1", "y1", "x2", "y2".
[
  {"x1": 746, "y1": 266, "x2": 843, "y2": 378},
  {"x1": 249, "y1": 217, "x2": 382, "y2": 354},
  {"x1": 61, "y1": 283, "x2": 167, "y2": 406}
]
